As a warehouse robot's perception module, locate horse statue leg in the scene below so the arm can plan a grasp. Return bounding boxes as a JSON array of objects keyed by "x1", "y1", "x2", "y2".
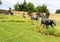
[
  {"x1": 46, "y1": 25, "x2": 48, "y2": 29},
  {"x1": 50, "y1": 25, "x2": 54, "y2": 28}
]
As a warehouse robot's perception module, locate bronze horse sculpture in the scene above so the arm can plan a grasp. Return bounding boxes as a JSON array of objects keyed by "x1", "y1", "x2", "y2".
[
  {"x1": 39, "y1": 13, "x2": 56, "y2": 29},
  {"x1": 9, "y1": 7, "x2": 13, "y2": 15},
  {"x1": 29, "y1": 12, "x2": 39, "y2": 21}
]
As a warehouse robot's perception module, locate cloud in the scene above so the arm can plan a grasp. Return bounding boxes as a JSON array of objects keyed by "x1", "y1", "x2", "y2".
[{"x1": 0, "y1": 0, "x2": 60, "y2": 13}]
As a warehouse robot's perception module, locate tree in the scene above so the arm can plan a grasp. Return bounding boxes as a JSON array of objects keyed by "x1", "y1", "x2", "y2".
[
  {"x1": 55, "y1": 9, "x2": 60, "y2": 14},
  {"x1": 36, "y1": 4, "x2": 50, "y2": 18},
  {"x1": 23, "y1": 0, "x2": 26, "y2": 5},
  {"x1": 14, "y1": 0, "x2": 50, "y2": 17},
  {"x1": 14, "y1": 0, "x2": 36, "y2": 12},
  {"x1": 27, "y1": 2, "x2": 35, "y2": 12},
  {"x1": 21, "y1": 0, "x2": 27, "y2": 11},
  {"x1": 41, "y1": 4, "x2": 47, "y2": 13},
  {"x1": 36, "y1": 6, "x2": 42, "y2": 12},
  {"x1": 14, "y1": 0, "x2": 28, "y2": 11},
  {"x1": 45, "y1": 9, "x2": 50, "y2": 18},
  {"x1": 14, "y1": 3, "x2": 19, "y2": 11},
  {"x1": 36, "y1": 4, "x2": 47, "y2": 13},
  {"x1": 0, "y1": 0, "x2": 2, "y2": 5},
  {"x1": 33, "y1": 8, "x2": 37, "y2": 12}
]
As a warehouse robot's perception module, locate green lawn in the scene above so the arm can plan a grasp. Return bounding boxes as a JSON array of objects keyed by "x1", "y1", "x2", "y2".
[{"x1": 0, "y1": 22, "x2": 60, "y2": 42}]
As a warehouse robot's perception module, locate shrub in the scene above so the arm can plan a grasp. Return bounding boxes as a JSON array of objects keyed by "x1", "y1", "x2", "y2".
[
  {"x1": 54, "y1": 31, "x2": 60, "y2": 37},
  {"x1": 55, "y1": 9, "x2": 60, "y2": 14},
  {"x1": 43, "y1": 28, "x2": 55, "y2": 35}
]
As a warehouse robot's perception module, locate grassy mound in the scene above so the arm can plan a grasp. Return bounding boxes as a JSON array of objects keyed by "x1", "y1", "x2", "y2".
[
  {"x1": 0, "y1": 22, "x2": 60, "y2": 42},
  {"x1": 0, "y1": 15, "x2": 30, "y2": 22},
  {"x1": 0, "y1": 15, "x2": 60, "y2": 42}
]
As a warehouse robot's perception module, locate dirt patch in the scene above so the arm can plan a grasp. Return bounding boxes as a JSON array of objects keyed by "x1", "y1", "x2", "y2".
[
  {"x1": 49, "y1": 14, "x2": 60, "y2": 21},
  {"x1": 13, "y1": 11, "x2": 60, "y2": 21}
]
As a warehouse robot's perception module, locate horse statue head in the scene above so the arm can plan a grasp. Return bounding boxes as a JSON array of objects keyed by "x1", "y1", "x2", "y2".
[
  {"x1": 39, "y1": 13, "x2": 46, "y2": 19},
  {"x1": 49, "y1": 20, "x2": 56, "y2": 26}
]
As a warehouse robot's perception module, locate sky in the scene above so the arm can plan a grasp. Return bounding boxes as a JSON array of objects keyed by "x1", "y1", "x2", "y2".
[{"x1": 0, "y1": 0, "x2": 60, "y2": 13}]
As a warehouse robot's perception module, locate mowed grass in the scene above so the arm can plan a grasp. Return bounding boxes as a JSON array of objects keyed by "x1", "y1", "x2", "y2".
[
  {"x1": 0, "y1": 15, "x2": 60, "y2": 42},
  {"x1": 0, "y1": 22, "x2": 60, "y2": 42}
]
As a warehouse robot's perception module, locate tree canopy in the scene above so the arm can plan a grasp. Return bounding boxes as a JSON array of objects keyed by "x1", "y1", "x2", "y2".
[
  {"x1": 55, "y1": 9, "x2": 60, "y2": 14},
  {"x1": 14, "y1": 0, "x2": 50, "y2": 15},
  {"x1": 0, "y1": 0, "x2": 2, "y2": 5}
]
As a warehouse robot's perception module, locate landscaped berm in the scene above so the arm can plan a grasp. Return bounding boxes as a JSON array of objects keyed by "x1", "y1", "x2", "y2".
[{"x1": 0, "y1": 15, "x2": 60, "y2": 42}]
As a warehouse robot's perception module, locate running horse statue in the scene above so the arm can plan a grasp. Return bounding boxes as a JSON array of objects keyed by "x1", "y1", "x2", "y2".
[
  {"x1": 29, "y1": 12, "x2": 39, "y2": 21},
  {"x1": 39, "y1": 13, "x2": 56, "y2": 29},
  {"x1": 9, "y1": 7, "x2": 13, "y2": 15}
]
